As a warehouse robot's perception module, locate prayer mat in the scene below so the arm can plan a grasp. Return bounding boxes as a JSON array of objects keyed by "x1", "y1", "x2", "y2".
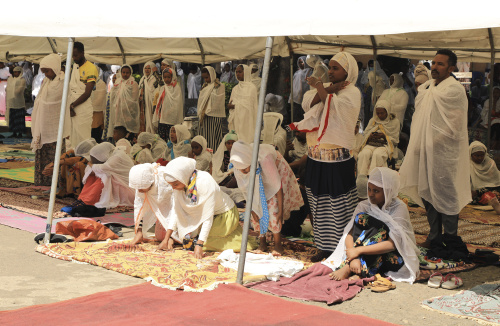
[
  {"x1": 35, "y1": 241, "x2": 311, "y2": 292},
  {"x1": 0, "y1": 177, "x2": 31, "y2": 188},
  {"x1": 422, "y1": 284, "x2": 500, "y2": 325},
  {"x1": 0, "y1": 160, "x2": 34, "y2": 169},
  {"x1": 0, "y1": 283, "x2": 391, "y2": 326},
  {"x1": 408, "y1": 205, "x2": 500, "y2": 226},
  {"x1": 0, "y1": 166, "x2": 34, "y2": 183},
  {"x1": 409, "y1": 208, "x2": 500, "y2": 248},
  {"x1": 415, "y1": 234, "x2": 500, "y2": 256}
]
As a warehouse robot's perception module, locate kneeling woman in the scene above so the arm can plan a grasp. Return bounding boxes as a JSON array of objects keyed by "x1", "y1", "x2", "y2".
[
  {"x1": 129, "y1": 163, "x2": 179, "y2": 247},
  {"x1": 230, "y1": 141, "x2": 303, "y2": 255},
  {"x1": 324, "y1": 167, "x2": 419, "y2": 283},
  {"x1": 160, "y1": 157, "x2": 257, "y2": 258}
]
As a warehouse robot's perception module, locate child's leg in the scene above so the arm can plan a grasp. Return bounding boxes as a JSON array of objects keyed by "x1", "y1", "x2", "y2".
[
  {"x1": 251, "y1": 211, "x2": 268, "y2": 253},
  {"x1": 272, "y1": 232, "x2": 284, "y2": 256},
  {"x1": 130, "y1": 228, "x2": 144, "y2": 245},
  {"x1": 330, "y1": 263, "x2": 352, "y2": 281}
]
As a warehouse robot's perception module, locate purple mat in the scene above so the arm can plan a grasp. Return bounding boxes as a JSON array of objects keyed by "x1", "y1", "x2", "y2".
[{"x1": 0, "y1": 207, "x2": 134, "y2": 234}]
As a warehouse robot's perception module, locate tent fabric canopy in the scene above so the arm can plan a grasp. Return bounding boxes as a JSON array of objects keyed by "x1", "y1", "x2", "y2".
[{"x1": 1, "y1": 0, "x2": 500, "y2": 64}]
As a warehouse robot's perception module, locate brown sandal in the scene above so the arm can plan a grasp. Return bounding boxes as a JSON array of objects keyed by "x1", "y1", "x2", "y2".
[{"x1": 371, "y1": 276, "x2": 396, "y2": 292}]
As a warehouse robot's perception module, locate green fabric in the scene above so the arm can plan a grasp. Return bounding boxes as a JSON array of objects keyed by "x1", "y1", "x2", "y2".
[
  {"x1": 204, "y1": 206, "x2": 258, "y2": 252},
  {"x1": 0, "y1": 150, "x2": 36, "y2": 158},
  {"x1": 0, "y1": 166, "x2": 35, "y2": 183}
]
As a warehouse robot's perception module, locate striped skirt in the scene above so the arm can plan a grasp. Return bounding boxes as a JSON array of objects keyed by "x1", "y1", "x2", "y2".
[
  {"x1": 199, "y1": 115, "x2": 224, "y2": 151},
  {"x1": 304, "y1": 156, "x2": 358, "y2": 252}
]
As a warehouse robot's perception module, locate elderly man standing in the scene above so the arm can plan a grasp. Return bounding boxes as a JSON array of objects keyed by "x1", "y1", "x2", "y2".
[
  {"x1": 67, "y1": 41, "x2": 98, "y2": 148},
  {"x1": 399, "y1": 49, "x2": 470, "y2": 247}
]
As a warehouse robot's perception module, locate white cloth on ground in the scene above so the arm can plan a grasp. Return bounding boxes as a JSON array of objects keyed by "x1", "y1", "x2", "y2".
[
  {"x1": 323, "y1": 167, "x2": 420, "y2": 283},
  {"x1": 399, "y1": 76, "x2": 470, "y2": 215}
]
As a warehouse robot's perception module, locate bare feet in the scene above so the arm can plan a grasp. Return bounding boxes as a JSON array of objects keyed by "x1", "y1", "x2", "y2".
[
  {"x1": 489, "y1": 197, "x2": 500, "y2": 215},
  {"x1": 272, "y1": 233, "x2": 284, "y2": 256},
  {"x1": 130, "y1": 229, "x2": 144, "y2": 246},
  {"x1": 253, "y1": 237, "x2": 268, "y2": 254},
  {"x1": 330, "y1": 264, "x2": 352, "y2": 281}
]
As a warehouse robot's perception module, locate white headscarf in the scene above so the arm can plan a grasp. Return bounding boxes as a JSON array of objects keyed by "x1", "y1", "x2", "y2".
[
  {"x1": 249, "y1": 63, "x2": 262, "y2": 96},
  {"x1": 137, "y1": 132, "x2": 168, "y2": 162},
  {"x1": 469, "y1": 141, "x2": 500, "y2": 190},
  {"x1": 6, "y1": 66, "x2": 26, "y2": 110},
  {"x1": 192, "y1": 135, "x2": 212, "y2": 172},
  {"x1": 230, "y1": 141, "x2": 281, "y2": 218},
  {"x1": 289, "y1": 56, "x2": 311, "y2": 105},
  {"x1": 292, "y1": 51, "x2": 361, "y2": 149},
  {"x1": 129, "y1": 163, "x2": 176, "y2": 239},
  {"x1": 139, "y1": 61, "x2": 157, "y2": 133},
  {"x1": 197, "y1": 66, "x2": 225, "y2": 122},
  {"x1": 361, "y1": 99, "x2": 400, "y2": 158},
  {"x1": 211, "y1": 131, "x2": 238, "y2": 184},
  {"x1": 90, "y1": 142, "x2": 115, "y2": 163},
  {"x1": 228, "y1": 64, "x2": 258, "y2": 143},
  {"x1": 112, "y1": 65, "x2": 140, "y2": 133},
  {"x1": 31, "y1": 54, "x2": 70, "y2": 151},
  {"x1": 165, "y1": 124, "x2": 191, "y2": 160},
  {"x1": 154, "y1": 68, "x2": 183, "y2": 126},
  {"x1": 261, "y1": 112, "x2": 287, "y2": 156},
  {"x1": 323, "y1": 167, "x2": 420, "y2": 283},
  {"x1": 74, "y1": 138, "x2": 98, "y2": 161},
  {"x1": 187, "y1": 66, "x2": 202, "y2": 99}
]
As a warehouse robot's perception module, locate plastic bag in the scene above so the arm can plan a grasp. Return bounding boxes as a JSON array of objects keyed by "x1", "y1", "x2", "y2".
[{"x1": 56, "y1": 219, "x2": 119, "y2": 242}]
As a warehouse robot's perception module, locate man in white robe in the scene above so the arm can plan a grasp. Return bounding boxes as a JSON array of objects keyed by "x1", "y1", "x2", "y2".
[{"x1": 399, "y1": 50, "x2": 470, "y2": 247}]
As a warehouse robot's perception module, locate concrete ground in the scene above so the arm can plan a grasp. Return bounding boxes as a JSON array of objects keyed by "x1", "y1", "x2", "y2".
[{"x1": 1, "y1": 224, "x2": 498, "y2": 325}]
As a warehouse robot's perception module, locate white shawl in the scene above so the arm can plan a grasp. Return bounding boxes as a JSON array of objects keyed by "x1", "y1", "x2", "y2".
[
  {"x1": 138, "y1": 61, "x2": 157, "y2": 133},
  {"x1": 323, "y1": 167, "x2": 420, "y2": 283},
  {"x1": 67, "y1": 63, "x2": 94, "y2": 148},
  {"x1": 289, "y1": 56, "x2": 311, "y2": 105},
  {"x1": 112, "y1": 65, "x2": 140, "y2": 134},
  {"x1": 164, "y1": 124, "x2": 191, "y2": 160},
  {"x1": 399, "y1": 76, "x2": 470, "y2": 215},
  {"x1": 6, "y1": 68, "x2": 26, "y2": 110},
  {"x1": 292, "y1": 51, "x2": 361, "y2": 149},
  {"x1": 361, "y1": 100, "x2": 400, "y2": 159},
  {"x1": 31, "y1": 54, "x2": 70, "y2": 151},
  {"x1": 91, "y1": 79, "x2": 107, "y2": 112},
  {"x1": 197, "y1": 66, "x2": 226, "y2": 120},
  {"x1": 469, "y1": 141, "x2": 500, "y2": 190},
  {"x1": 211, "y1": 131, "x2": 238, "y2": 184},
  {"x1": 154, "y1": 68, "x2": 184, "y2": 126},
  {"x1": 228, "y1": 65, "x2": 258, "y2": 143},
  {"x1": 379, "y1": 74, "x2": 409, "y2": 129},
  {"x1": 192, "y1": 135, "x2": 213, "y2": 172},
  {"x1": 261, "y1": 112, "x2": 287, "y2": 156},
  {"x1": 187, "y1": 67, "x2": 202, "y2": 99},
  {"x1": 250, "y1": 63, "x2": 262, "y2": 98}
]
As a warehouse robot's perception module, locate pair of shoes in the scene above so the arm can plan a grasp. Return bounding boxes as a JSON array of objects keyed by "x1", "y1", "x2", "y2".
[
  {"x1": 371, "y1": 275, "x2": 396, "y2": 292},
  {"x1": 427, "y1": 272, "x2": 463, "y2": 289},
  {"x1": 310, "y1": 250, "x2": 332, "y2": 263}
]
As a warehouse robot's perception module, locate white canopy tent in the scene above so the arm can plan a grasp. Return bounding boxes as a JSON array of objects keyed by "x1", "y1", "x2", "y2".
[{"x1": 2, "y1": 0, "x2": 500, "y2": 284}]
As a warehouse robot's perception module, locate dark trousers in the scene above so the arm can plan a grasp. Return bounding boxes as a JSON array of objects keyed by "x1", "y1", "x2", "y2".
[
  {"x1": 91, "y1": 127, "x2": 102, "y2": 143},
  {"x1": 422, "y1": 199, "x2": 459, "y2": 241}
]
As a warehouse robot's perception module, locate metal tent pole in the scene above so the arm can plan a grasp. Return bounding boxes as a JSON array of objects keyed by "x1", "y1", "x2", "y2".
[
  {"x1": 487, "y1": 28, "x2": 495, "y2": 150},
  {"x1": 236, "y1": 36, "x2": 274, "y2": 284},
  {"x1": 43, "y1": 37, "x2": 75, "y2": 244}
]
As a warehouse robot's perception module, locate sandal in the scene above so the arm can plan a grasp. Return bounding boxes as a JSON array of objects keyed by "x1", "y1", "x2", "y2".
[
  {"x1": 441, "y1": 273, "x2": 463, "y2": 290},
  {"x1": 371, "y1": 276, "x2": 396, "y2": 292},
  {"x1": 427, "y1": 272, "x2": 444, "y2": 288}
]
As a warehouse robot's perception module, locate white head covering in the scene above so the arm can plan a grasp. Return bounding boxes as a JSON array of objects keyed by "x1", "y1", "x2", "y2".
[
  {"x1": 40, "y1": 54, "x2": 61, "y2": 76},
  {"x1": 192, "y1": 135, "x2": 208, "y2": 152},
  {"x1": 390, "y1": 73, "x2": 404, "y2": 89},
  {"x1": 165, "y1": 124, "x2": 191, "y2": 160},
  {"x1": 129, "y1": 163, "x2": 156, "y2": 190},
  {"x1": 153, "y1": 68, "x2": 183, "y2": 126},
  {"x1": 469, "y1": 141, "x2": 500, "y2": 190},
  {"x1": 307, "y1": 55, "x2": 329, "y2": 83},
  {"x1": 74, "y1": 138, "x2": 98, "y2": 161},
  {"x1": 323, "y1": 167, "x2": 420, "y2": 283},
  {"x1": 164, "y1": 156, "x2": 195, "y2": 186},
  {"x1": 331, "y1": 52, "x2": 358, "y2": 85},
  {"x1": 137, "y1": 132, "x2": 157, "y2": 147},
  {"x1": 361, "y1": 99, "x2": 400, "y2": 158},
  {"x1": 90, "y1": 142, "x2": 115, "y2": 162},
  {"x1": 211, "y1": 131, "x2": 238, "y2": 183},
  {"x1": 198, "y1": 66, "x2": 223, "y2": 123}
]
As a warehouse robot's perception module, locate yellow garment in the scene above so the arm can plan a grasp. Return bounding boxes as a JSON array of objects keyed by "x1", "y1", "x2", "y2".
[
  {"x1": 203, "y1": 206, "x2": 258, "y2": 252},
  {"x1": 79, "y1": 61, "x2": 98, "y2": 84}
]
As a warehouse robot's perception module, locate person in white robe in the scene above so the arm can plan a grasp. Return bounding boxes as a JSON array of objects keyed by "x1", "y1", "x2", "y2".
[
  {"x1": 324, "y1": 167, "x2": 420, "y2": 283},
  {"x1": 0, "y1": 62, "x2": 10, "y2": 116},
  {"x1": 220, "y1": 62, "x2": 237, "y2": 84},
  {"x1": 379, "y1": 74, "x2": 409, "y2": 129},
  {"x1": 129, "y1": 163, "x2": 179, "y2": 246},
  {"x1": 227, "y1": 64, "x2": 258, "y2": 143},
  {"x1": 211, "y1": 131, "x2": 238, "y2": 185},
  {"x1": 189, "y1": 135, "x2": 213, "y2": 172},
  {"x1": 164, "y1": 124, "x2": 191, "y2": 161},
  {"x1": 31, "y1": 54, "x2": 70, "y2": 186},
  {"x1": 187, "y1": 65, "x2": 202, "y2": 99},
  {"x1": 138, "y1": 61, "x2": 157, "y2": 134},
  {"x1": 367, "y1": 60, "x2": 389, "y2": 108},
  {"x1": 153, "y1": 68, "x2": 184, "y2": 142},
  {"x1": 249, "y1": 63, "x2": 262, "y2": 98},
  {"x1": 357, "y1": 100, "x2": 400, "y2": 176},
  {"x1": 261, "y1": 112, "x2": 287, "y2": 156},
  {"x1": 399, "y1": 50, "x2": 470, "y2": 246},
  {"x1": 469, "y1": 141, "x2": 500, "y2": 195},
  {"x1": 109, "y1": 65, "x2": 140, "y2": 137},
  {"x1": 173, "y1": 61, "x2": 185, "y2": 98},
  {"x1": 134, "y1": 132, "x2": 168, "y2": 164},
  {"x1": 5, "y1": 66, "x2": 26, "y2": 138},
  {"x1": 288, "y1": 56, "x2": 312, "y2": 118}
]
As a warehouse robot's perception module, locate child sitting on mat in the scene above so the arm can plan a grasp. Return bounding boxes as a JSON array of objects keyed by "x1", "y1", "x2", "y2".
[{"x1": 323, "y1": 167, "x2": 420, "y2": 283}]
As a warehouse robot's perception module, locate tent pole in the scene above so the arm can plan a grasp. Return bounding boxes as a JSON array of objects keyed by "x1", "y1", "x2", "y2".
[
  {"x1": 43, "y1": 37, "x2": 75, "y2": 244},
  {"x1": 487, "y1": 28, "x2": 495, "y2": 150},
  {"x1": 236, "y1": 36, "x2": 274, "y2": 285},
  {"x1": 115, "y1": 37, "x2": 126, "y2": 64},
  {"x1": 285, "y1": 37, "x2": 294, "y2": 122},
  {"x1": 196, "y1": 38, "x2": 206, "y2": 65}
]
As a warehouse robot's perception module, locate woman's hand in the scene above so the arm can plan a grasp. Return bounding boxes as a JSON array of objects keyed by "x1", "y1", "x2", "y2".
[
  {"x1": 349, "y1": 258, "x2": 362, "y2": 274},
  {"x1": 227, "y1": 101, "x2": 235, "y2": 110},
  {"x1": 306, "y1": 76, "x2": 322, "y2": 89},
  {"x1": 42, "y1": 163, "x2": 54, "y2": 176},
  {"x1": 158, "y1": 237, "x2": 174, "y2": 251},
  {"x1": 187, "y1": 150, "x2": 194, "y2": 158},
  {"x1": 331, "y1": 81, "x2": 350, "y2": 94},
  {"x1": 346, "y1": 247, "x2": 361, "y2": 261},
  {"x1": 194, "y1": 244, "x2": 204, "y2": 259}
]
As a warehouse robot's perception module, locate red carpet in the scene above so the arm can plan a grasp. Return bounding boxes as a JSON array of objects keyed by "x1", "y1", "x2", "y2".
[{"x1": 0, "y1": 283, "x2": 391, "y2": 326}]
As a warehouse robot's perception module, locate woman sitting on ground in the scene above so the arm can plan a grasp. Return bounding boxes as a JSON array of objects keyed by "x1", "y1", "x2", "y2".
[
  {"x1": 211, "y1": 130, "x2": 238, "y2": 188},
  {"x1": 325, "y1": 167, "x2": 419, "y2": 283},
  {"x1": 129, "y1": 163, "x2": 179, "y2": 246},
  {"x1": 469, "y1": 141, "x2": 500, "y2": 213},
  {"x1": 42, "y1": 138, "x2": 98, "y2": 198},
  {"x1": 133, "y1": 132, "x2": 168, "y2": 164},
  {"x1": 62, "y1": 142, "x2": 135, "y2": 217},
  {"x1": 189, "y1": 135, "x2": 212, "y2": 172},
  {"x1": 164, "y1": 124, "x2": 191, "y2": 161},
  {"x1": 230, "y1": 141, "x2": 303, "y2": 255},
  {"x1": 159, "y1": 157, "x2": 258, "y2": 258},
  {"x1": 357, "y1": 100, "x2": 400, "y2": 176}
]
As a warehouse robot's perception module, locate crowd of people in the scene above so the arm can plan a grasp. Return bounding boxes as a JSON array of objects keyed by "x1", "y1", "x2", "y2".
[{"x1": 2, "y1": 41, "x2": 499, "y2": 284}]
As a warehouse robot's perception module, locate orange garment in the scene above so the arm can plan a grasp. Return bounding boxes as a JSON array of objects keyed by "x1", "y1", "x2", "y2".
[
  {"x1": 78, "y1": 173, "x2": 104, "y2": 206},
  {"x1": 57, "y1": 150, "x2": 89, "y2": 197}
]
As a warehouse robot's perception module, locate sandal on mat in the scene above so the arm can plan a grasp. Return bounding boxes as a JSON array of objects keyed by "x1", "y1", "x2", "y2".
[
  {"x1": 441, "y1": 273, "x2": 463, "y2": 290},
  {"x1": 371, "y1": 277, "x2": 396, "y2": 292},
  {"x1": 427, "y1": 272, "x2": 443, "y2": 288}
]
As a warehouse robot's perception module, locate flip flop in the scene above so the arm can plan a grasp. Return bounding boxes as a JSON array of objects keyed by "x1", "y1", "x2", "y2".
[
  {"x1": 427, "y1": 272, "x2": 443, "y2": 288},
  {"x1": 441, "y1": 273, "x2": 463, "y2": 290},
  {"x1": 371, "y1": 277, "x2": 396, "y2": 292}
]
